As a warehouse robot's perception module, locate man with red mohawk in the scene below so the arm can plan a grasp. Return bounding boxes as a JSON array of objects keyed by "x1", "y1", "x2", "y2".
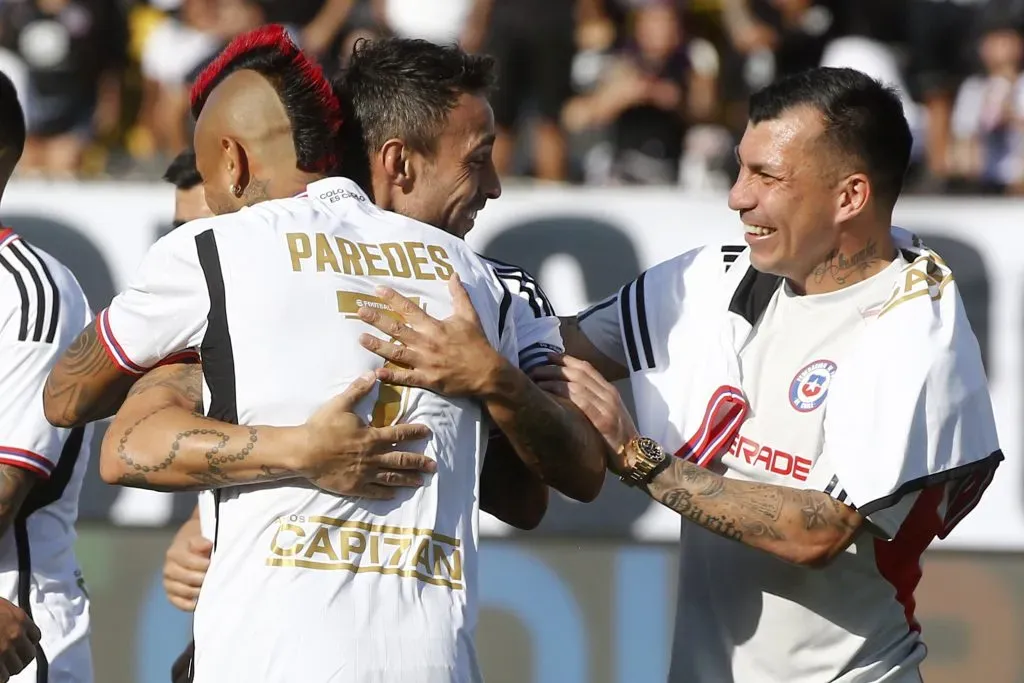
[{"x1": 44, "y1": 27, "x2": 607, "y2": 683}]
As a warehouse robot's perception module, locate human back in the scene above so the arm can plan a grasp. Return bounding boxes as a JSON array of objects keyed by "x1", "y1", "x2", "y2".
[{"x1": 182, "y1": 177, "x2": 510, "y2": 683}]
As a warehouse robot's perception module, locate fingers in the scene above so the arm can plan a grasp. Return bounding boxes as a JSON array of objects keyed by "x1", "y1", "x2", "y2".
[
  {"x1": 373, "y1": 470, "x2": 425, "y2": 487},
  {"x1": 164, "y1": 580, "x2": 201, "y2": 612},
  {"x1": 335, "y1": 372, "x2": 379, "y2": 410},
  {"x1": 21, "y1": 621, "x2": 38, "y2": 646},
  {"x1": 372, "y1": 423, "x2": 432, "y2": 445},
  {"x1": 12, "y1": 636, "x2": 35, "y2": 671},
  {"x1": 164, "y1": 560, "x2": 208, "y2": 590},
  {"x1": 359, "y1": 335, "x2": 417, "y2": 368},
  {"x1": 560, "y1": 355, "x2": 608, "y2": 385},
  {"x1": 187, "y1": 536, "x2": 214, "y2": 558},
  {"x1": 374, "y1": 365, "x2": 428, "y2": 389},
  {"x1": 448, "y1": 274, "x2": 482, "y2": 325},
  {"x1": 356, "y1": 306, "x2": 424, "y2": 344},
  {"x1": 375, "y1": 286, "x2": 431, "y2": 326},
  {"x1": 374, "y1": 450, "x2": 437, "y2": 472}
]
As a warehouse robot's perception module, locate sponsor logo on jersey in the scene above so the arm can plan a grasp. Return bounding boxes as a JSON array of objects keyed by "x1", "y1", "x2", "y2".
[{"x1": 789, "y1": 359, "x2": 837, "y2": 412}]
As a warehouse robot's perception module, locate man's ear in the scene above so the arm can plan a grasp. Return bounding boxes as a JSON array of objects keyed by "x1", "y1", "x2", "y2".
[
  {"x1": 223, "y1": 137, "x2": 248, "y2": 197},
  {"x1": 381, "y1": 138, "x2": 414, "y2": 189}
]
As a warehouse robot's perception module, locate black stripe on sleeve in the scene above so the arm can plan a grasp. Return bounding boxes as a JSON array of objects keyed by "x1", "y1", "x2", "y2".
[
  {"x1": 578, "y1": 296, "x2": 616, "y2": 322},
  {"x1": 497, "y1": 278, "x2": 512, "y2": 340},
  {"x1": 634, "y1": 271, "x2": 655, "y2": 369},
  {"x1": 620, "y1": 281, "x2": 641, "y2": 372},
  {"x1": 823, "y1": 474, "x2": 839, "y2": 496},
  {"x1": 0, "y1": 253, "x2": 29, "y2": 341},
  {"x1": 8, "y1": 243, "x2": 51, "y2": 342},
  {"x1": 19, "y1": 242, "x2": 60, "y2": 344}
]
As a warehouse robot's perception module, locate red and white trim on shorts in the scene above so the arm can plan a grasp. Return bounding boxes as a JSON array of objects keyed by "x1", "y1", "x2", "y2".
[
  {"x1": 0, "y1": 446, "x2": 54, "y2": 478},
  {"x1": 97, "y1": 309, "x2": 147, "y2": 375}
]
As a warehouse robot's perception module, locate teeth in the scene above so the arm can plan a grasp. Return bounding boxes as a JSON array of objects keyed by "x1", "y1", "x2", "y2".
[{"x1": 744, "y1": 225, "x2": 775, "y2": 236}]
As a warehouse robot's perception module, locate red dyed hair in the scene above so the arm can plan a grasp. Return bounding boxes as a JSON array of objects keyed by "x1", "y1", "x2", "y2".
[{"x1": 190, "y1": 24, "x2": 341, "y2": 173}]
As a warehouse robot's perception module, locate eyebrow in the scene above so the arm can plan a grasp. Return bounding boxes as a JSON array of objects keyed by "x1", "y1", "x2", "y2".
[{"x1": 734, "y1": 146, "x2": 780, "y2": 175}]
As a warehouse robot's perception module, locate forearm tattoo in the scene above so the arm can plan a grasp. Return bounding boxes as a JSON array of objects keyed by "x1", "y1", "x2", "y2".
[{"x1": 43, "y1": 322, "x2": 134, "y2": 425}]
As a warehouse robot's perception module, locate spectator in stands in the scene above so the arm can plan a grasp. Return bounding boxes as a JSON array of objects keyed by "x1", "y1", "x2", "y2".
[
  {"x1": 717, "y1": 0, "x2": 839, "y2": 136},
  {"x1": 376, "y1": 0, "x2": 472, "y2": 45},
  {"x1": 462, "y1": 0, "x2": 595, "y2": 181},
  {"x1": 0, "y1": 0, "x2": 127, "y2": 177},
  {"x1": 907, "y1": 0, "x2": 987, "y2": 190},
  {"x1": 140, "y1": 0, "x2": 268, "y2": 166},
  {"x1": 563, "y1": 2, "x2": 717, "y2": 185},
  {"x1": 951, "y1": 23, "x2": 1024, "y2": 194}
]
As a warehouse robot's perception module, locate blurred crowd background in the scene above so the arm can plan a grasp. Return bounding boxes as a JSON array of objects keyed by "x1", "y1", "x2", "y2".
[{"x1": 0, "y1": 0, "x2": 1021, "y2": 194}]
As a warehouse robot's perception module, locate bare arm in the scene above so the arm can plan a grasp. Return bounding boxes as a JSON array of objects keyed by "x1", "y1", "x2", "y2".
[
  {"x1": 480, "y1": 434, "x2": 549, "y2": 530},
  {"x1": 558, "y1": 315, "x2": 628, "y2": 382},
  {"x1": 358, "y1": 281, "x2": 608, "y2": 502},
  {"x1": 644, "y1": 458, "x2": 863, "y2": 567},
  {"x1": 43, "y1": 320, "x2": 137, "y2": 428},
  {"x1": 100, "y1": 363, "x2": 437, "y2": 496},
  {"x1": 535, "y1": 356, "x2": 864, "y2": 567},
  {"x1": 99, "y1": 363, "x2": 300, "y2": 491}
]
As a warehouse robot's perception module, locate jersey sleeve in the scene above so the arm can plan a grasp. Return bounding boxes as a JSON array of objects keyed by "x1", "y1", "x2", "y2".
[
  {"x1": 0, "y1": 243, "x2": 90, "y2": 479},
  {"x1": 98, "y1": 227, "x2": 211, "y2": 375},
  {"x1": 577, "y1": 245, "x2": 720, "y2": 374}
]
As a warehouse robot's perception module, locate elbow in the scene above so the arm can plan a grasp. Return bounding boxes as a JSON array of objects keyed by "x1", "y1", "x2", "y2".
[
  {"x1": 785, "y1": 538, "x2": 849, "y2": 569},
  {"x1": 97, "y1": 429, "x2": 126, "y2": 485},
  {"x1": 551, "y1": 467, "x2": 604, "y2": 503},
  {"x1": 42, "y1": 383, "x2": 75, "y2": 429}
]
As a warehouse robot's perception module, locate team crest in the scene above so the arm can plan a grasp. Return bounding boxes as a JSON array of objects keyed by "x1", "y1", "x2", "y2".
[{"x1": 789, "y1": 360, "x2": 837, "y2": 412}]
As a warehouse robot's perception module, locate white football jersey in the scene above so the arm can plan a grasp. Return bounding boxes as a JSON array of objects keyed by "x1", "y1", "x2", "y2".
[
  {"x1": 100, "y1": 178, "x2": 520, "y2": 683},
  {"x1": 0, "y1": 228, "x2": 93, "y2": 683},
  {"x1": 580, "y1": 244, "x2": 997, "y2": 683}
]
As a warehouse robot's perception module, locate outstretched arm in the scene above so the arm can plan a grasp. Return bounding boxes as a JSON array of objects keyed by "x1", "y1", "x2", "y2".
[
  {"x1": 357, "y1": 277, "x2": 608, "y2": 502},
  {"x1": 533, "y1": 356, "x2": 864, "y2": 567},
  {"x1": 100, "y1": 363, "x2": 436, "y2": 497}
]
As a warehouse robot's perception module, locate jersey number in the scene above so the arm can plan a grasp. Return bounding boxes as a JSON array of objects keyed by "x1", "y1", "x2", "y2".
[{"x1": 337, "y1": 288, "x2": 423, "y2": 429}]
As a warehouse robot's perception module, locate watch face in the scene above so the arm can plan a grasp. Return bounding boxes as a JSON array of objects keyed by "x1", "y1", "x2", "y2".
[{"x1": 638, "y1": 437, "x2": 666, "y2": 463}]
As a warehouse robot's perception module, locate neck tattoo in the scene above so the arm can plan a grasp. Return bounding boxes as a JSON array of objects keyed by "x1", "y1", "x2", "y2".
[{"x1": 811, "y1": 239, "x2": 881, "y2": 288}]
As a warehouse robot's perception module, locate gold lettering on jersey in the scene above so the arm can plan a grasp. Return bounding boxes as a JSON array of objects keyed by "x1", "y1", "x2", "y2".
[
  {"x1": 381, "y1": 243, "x2": 412, "y2": 278},
  {"x1": 336, "y1": 237, "x2": 364, "y2": 276},
  {"x1": 286, "y1": 233, "x2": 312, "y2": 271},
  {"x1": 336, "y1": 291, "x2": 420, "y2": 320},
  {"x1": 427, "y1": 245, "x2": 454, "y2": 281},
  {"x1": 877, "y1": 251, "x2": 954, "y2": 318},
  {"x1": 359, "y1": 243, "x2": 389, "y2": 276},
  {"x1": 315, "y1": 233, "x2": 341, "y2": 273},
  {"x1": 266, "y1": 516, "x2": 464, "y2": 589},
  {"x1": 286, "y1": 233, "x2": 453, "y2": 281}
]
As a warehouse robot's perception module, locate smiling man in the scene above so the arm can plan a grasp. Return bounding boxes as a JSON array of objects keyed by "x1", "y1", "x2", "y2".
[{"x1": 541, "y1": 67, "x2": 1003, "y2": 682}]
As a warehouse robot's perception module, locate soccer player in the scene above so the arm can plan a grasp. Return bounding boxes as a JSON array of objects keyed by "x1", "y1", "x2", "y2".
[
  {"x1": 163, "y1": 149, "x2": 214, "y2": 229},
  {"x1": 44, "y1": 29, "x2": 606, "y2": 682},
  {"x1": 0, "y1": 72, "x2": 94, "y2": 682},
  {"x1": 535, "y1": 67, "x2": 1003, "y2": 682}
]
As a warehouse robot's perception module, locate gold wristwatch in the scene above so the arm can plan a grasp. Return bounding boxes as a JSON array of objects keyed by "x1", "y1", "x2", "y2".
[{"x1": 620, "y1": 436, "x2": 670, "y2": 488}]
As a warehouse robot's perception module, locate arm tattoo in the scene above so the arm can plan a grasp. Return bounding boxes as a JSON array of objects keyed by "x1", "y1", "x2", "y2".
[
  {"x1": 0, "y1": 466, "x2": 34, "y2": 535},
  {"x1": 43, "y1": 321, "x2": 134, "y2": 425},
  {"x1": 650, "y1": 460, "x2": 861, "y2": 561},
  {"x1": 114, "y1": 407, "x2": 284, "y2": 491},
  {"x1": 126, "y1": 363, "x2": 204, "y2": 413},
  {"x1": 812, "y1": 239, "x2": 880, "y2": 287}
]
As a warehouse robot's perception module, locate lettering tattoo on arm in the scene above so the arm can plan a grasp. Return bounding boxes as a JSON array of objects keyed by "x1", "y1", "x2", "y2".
[
  {"x1": 43, "y1": 322, "x2": 136, "y2": 426},
  {"x1": 648, "y1": 460, "x2": 861, "y2": 565}
]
